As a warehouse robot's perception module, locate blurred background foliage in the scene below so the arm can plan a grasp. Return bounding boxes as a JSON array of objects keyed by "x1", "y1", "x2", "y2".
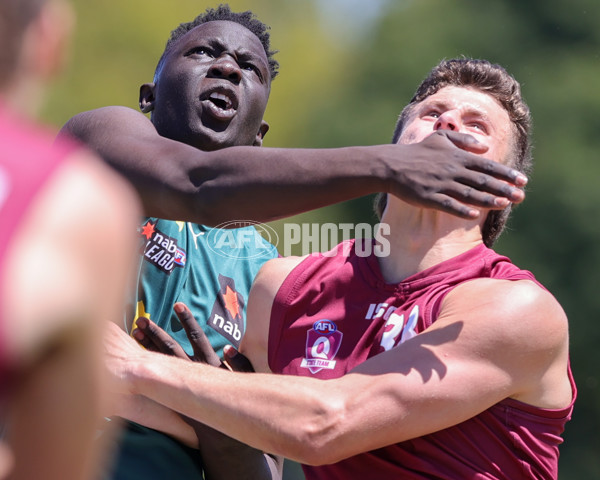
[{"x1": 43, "y1": 0, "x2": 599, "y2": 478}]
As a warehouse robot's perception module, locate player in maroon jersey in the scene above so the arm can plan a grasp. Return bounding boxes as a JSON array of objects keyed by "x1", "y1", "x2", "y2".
[
  {"x1": 102, "y1": 59, "x2": 573, "y2": 479},
  {"x1": 0, "y1": 1, "x2": 140, "y2": 479}
]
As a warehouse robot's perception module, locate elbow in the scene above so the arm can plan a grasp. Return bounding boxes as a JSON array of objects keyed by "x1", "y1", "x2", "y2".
[
  {"x1": 178, "y1": 181, "x2": 230, "y2": 227},
  {"x1": 144, "y1": 182, "x2": 215, "y2": 225},
  {"x1": 190, "y1": 188, "x2": 227, "y2": 226}
]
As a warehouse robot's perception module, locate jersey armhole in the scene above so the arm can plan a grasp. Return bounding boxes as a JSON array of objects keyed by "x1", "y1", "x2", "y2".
[{"x1": 267, "y1": 255, "x2": 316, "y2": 372}]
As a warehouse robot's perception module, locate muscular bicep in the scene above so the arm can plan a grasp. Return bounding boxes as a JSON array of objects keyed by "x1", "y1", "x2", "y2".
[
  {"x1": 324, "y1": 279, "x2": 570, "y2": 456},
  {"x1": 240, "y1": 257, "x2": 304, "y2": 373}
]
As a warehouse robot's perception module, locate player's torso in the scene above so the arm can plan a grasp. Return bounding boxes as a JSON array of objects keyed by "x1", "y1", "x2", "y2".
[
  {"x1": 269, "y1": 240, "x2": 456, "y2": 378},
  {"x1": 270, "y1": 241, "x2": 568, "y2": 480},
  {"x1": 269, "y1": 240, "x2": 534, "y2": 379},
  {"x1": 132, "y1": 219, "x2": 277, "y2": 357}
]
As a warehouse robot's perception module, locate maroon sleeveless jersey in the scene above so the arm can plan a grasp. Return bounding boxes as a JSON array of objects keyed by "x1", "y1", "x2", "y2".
[
  {"x1": 0, "y1": 104, "x2": 76, "y2": 394},
  {"x1": 269, "y1": 240, "x2": 575, "y2": 479}
]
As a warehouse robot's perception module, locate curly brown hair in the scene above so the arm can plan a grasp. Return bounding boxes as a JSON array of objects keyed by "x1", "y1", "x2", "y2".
[{"x1": 375, "y1": 58, "x2": 532, "y2": 247}]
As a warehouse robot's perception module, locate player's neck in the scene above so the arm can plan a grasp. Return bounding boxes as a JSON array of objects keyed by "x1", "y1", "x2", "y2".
[{"x1": 376, "y1": 200, "x2": 483, "y2": 284}]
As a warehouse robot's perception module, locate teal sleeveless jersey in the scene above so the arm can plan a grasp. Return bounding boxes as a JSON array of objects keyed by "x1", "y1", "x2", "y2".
[
  {"x1": 107, "y1": 218, "x2": 278, "y2": 480},
  {"x1": 128, "y1": 218, "x2": 278, "y2": 356}
]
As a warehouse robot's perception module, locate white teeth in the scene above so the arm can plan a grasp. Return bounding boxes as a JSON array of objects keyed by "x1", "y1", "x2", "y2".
[{"x1": 209, "y1": 92, "x2": 232, "y2": 109}]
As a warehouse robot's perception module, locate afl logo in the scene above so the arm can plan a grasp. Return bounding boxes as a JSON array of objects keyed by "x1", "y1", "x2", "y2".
[
  {"x1": 302, "y1": 319, "x2": 343, "y2": 374},
  {"x1": 173, "y1": 248, "x2": 186, "y2": 266},
  {"x1": 312, "y1": 319, "x2": 337, "y2": 335}
]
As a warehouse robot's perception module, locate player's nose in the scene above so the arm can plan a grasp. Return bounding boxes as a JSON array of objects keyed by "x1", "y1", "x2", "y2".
[
  {"x1": 208, "y1": 56, "x2": 242, "y2": 83},
  {"x1": 434, "y1": 111, "x2": 460, "y2": 132}
]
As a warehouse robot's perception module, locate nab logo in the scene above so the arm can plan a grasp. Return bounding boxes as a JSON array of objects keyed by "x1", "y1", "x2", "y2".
[
  {"x1": 140, "y1": 221, "x2": 186, "y2": 274},
  {"x1": 207, "y1": 274, "x2": 245, "y2": 348}
]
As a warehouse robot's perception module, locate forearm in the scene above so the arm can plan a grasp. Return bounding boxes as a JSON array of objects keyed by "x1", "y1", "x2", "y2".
[
  {"x1": 190, "y1": 419, "x2": 282, "y2": 480},
  {"x1": 101, "y1": 140, "x2": 388, "y2": 226},
  {"x1": 60, "y1": 108, "x2": 385, "y2": 225},
  {"x1": 127, "y1": 354, "x2": 343, "y2": 465},
  {"x1": 123, "y1": 310, "x2": 283, "y2": 479},
  {"x1": 111, "y1": 393, "x2": 198, "y2": 448},
  {"x1": 190, "y1": 145, "x2": 387, "y2": 225},
  {"x1": 62, "y1": 107, "x2": 526, "y2": 226}
]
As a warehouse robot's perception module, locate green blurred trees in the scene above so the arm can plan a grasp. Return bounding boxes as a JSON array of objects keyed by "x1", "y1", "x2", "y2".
[{"x1": 44, "y1": 1, "x2": 599, "y2": 478}]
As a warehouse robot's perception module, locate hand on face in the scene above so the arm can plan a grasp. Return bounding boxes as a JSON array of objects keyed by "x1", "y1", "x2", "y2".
[
  {"x1": 384, "y1": 86, "x2": 524, "y2": 218},
  {"x1": 399, "y1": 86, "x2": 512, "y2": 164},
  {"x1": 382, "y1": 132, "x2": 525, "y2": 219}
]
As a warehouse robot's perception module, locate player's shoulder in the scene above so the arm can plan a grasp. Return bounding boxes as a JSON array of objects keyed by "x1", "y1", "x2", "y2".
[
  {"x1": 248, "y1": 256, "x2": 308, "y2": 319},
  {"x1": 254, "y1": 255, "x2": 307, "y2": 289},
  {"x1": 67, "y1": 105, "x2": 144, "y2": 123},
  {"x1": 445, "y1": 277, "x2": 568, "y2": 346},
  {"x1": 455, "y1": 277, "x2": 562, "y2": 312},
  {"x1": 2, "y1": 148, "x2": 139, "y2": 360},
  {"x1": 60, "y1": 105, "x2": 152, "y2": 141}
]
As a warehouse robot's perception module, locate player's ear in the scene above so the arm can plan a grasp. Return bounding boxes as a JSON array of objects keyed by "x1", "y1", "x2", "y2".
[
  {"x1": 139, "y1": 83, "x2": 156, "y2": 114},
  {"x1": 253, "y1": 121, "x2": 269, "y2": 147}
]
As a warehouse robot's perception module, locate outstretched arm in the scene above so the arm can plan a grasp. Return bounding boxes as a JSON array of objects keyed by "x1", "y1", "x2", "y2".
[
  {"x1": 61, "y1": 106, "x2": 526, "y2": 225},
  {"x1": 106, "y1": 277, "x2": 570, "y2": 466}
]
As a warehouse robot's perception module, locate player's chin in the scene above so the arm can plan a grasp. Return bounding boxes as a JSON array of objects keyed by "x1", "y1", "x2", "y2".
[{"x1": 194, "y1": 130, "x2": 239, "y2": 151}]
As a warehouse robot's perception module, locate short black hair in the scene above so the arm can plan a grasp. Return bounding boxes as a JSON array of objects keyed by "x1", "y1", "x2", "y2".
[{"x1": 155, "y1": 4, "x2": 279, "y2": 81}]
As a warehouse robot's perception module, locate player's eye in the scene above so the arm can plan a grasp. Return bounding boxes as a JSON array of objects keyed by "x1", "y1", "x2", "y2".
[
  {"x1": 187, "y1": 47, "x2": 212, "y2": 58},
  {"x1": 240, "y1": 61, "x2": 264, "y2": 81},
  {"x1": 467, "y1": 121, "x2": 488, "y2": 133},
  {"x1": 423, "y1": 109, "x2": 440, "y2": 119}
]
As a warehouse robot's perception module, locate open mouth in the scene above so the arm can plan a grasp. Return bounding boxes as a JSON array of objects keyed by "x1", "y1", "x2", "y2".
[
  {"x1": 209, "y1": 92, "x2": 233, "y2": 110},
  {"x1": 201, "y1": 88, "x2": 238, "y2": 121}
]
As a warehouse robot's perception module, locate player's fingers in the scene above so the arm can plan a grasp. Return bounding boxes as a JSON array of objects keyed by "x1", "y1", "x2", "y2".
[
  {"x1": 417, "y1": 191, "x2": 481, "y2": 220},
  {"x1": 434, "y1": 130, "x2": 488, "y2": 154},
  {"x1": 462, "y1": 155, "x2": 528, "y2": 191},
  {"x1": 418, "y1": 194, "x2": 479, "y2": 219},
  {"x1": 446, "y1": 171, "x2": 525, "y2": 206},
  {"x1": 134, "y1": 317, "x2": 189, "y2": 359},
  {"x1": 222, "y1": 345, "x2": 255, "y2": 373},
  {"x1": 435, "y1": 131, "x2": 528, "y2": 190},
  {"x1": 131, "y1": 327, "x2": 160, "y2": 352},
  {"x1": 173, "y1": 303, "x2": 221, "y2": 367}
]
